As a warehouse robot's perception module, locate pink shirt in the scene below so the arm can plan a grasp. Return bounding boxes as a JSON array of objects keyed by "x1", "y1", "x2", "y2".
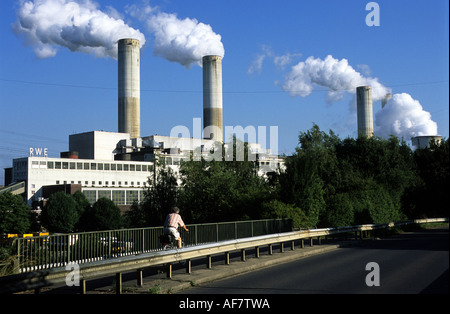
[{"x1": 164, "y1": 213, "x2": 185, "y2": 228}]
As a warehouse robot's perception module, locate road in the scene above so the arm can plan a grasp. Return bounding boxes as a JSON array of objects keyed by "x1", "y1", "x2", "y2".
[{"x1": 180, "y1": 227, "x2": 449, "y2": 294}]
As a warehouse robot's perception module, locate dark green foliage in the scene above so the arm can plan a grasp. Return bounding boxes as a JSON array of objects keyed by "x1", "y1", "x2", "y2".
[
  {"x1": 40, "y1": 191, "x2": 79, "y2": 232},
  {"x1": 261, "y1": 200, "x2": 309, "y2": 229},
  {"x1": 87, "y1": 198, "x2": 123, "y2": 231},
  {"x1": 0, "y1": 192, "x2": 31, "y2": 234},
  {"x1": 279, "y1": 124, "x2": 447, "y2": 227}
]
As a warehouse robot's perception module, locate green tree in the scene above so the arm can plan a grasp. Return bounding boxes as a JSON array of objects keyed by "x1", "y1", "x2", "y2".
[
  {"x1": 88, "y1": 198, "x2": 123, "y2": 231},
  {"x1": 72, "y1": 191, "x2": 92, "y2": 231},
  {"x1": 125, "y1": 163, "x2": 179, "y2": 227},
  {"x1": 0, "y1": 192, "x2": 31, "y2": 234},
  {"x1": 40, "y1": 192, "x2": 79, "y2": 232},
  {"x1": 178, "y1": 139, "x2": 273, "y2": 223},
  {"x1": 405, "y1": 138, "x2": 449, "y2": 218}
]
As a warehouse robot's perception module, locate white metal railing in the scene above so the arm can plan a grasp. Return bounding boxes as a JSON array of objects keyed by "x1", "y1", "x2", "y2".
[{"x1": 0, "y1": 217, "x2": 447, "y2": 294}]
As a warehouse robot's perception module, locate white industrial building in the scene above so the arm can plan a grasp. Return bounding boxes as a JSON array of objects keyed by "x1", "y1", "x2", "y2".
[{"x1": 2, "y1": 38, "x2": 284, "y2": 208}]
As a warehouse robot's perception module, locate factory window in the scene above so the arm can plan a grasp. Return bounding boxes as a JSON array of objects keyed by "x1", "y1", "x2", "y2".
[
  {"x1": 92, "y1": 181, "x2": 95, "y2": 186},
  {"x1": 91, "y1": 163, "x2": 96, "y2": 170},
  {"x1": 55, "y1": 162, "x2": 61, "y2": 169},
  {"x1": 136, "y1": 165, "x2": 141, "y2": 171},
  {"x1": 84, "y1": 163, "x2": 90, "y2": 170},
  {"x1": 117, "y1": 164, "x2": 122, "y2": 171},
  {"x1": 98, "y1": 181, "x2": 102, "y2": 186},
  {"x1": 124, "y1": 181, "x2": 128, "y2": 186},
  {"x1": 142, "y1": 165, "x2": 148, "y2": 171},
  {"x1": 105, "y1": 181, "x2": 108, "y2": 186},
  {"x1": 98, "y1": 163, "x2": 103, "y2": 171},
  {"x1": 56, "y1": 181, "x2": 60, "y2": 184},
  {"x1": 112, "y1": 181, "x2": 115, "y2": 186},
  {"x1": 47, "y1": 161, "x2": 54, "y2": 169},
  {"x1": 78, "y1": 181, "x2": 81, "y2": 184},
  {"x1": 83, "y1": 190, "x2": 97, "y2": 204},
  {"x1": 118, "y1": 181, "x2": 122, "y2": 186},
  {"x1": 126, "y1": 190, "x2": 139, "y2": 204},
  {"x1": 124, "y1": 164, "x2": 129, "y2": 171},
  {"x1": 63, "y1": 162, "x2": 68, "y2": 169},
  {"x1": 70, "y1": 162, "x2": 75, "y2": 169},
  {"x1": 112, "y1": 190, "x2": 125, "y2": 205},
  {"x1": 85, "y1": 181, "x2": 88, "y2": 185},
  {"x1": 111, "y1": 164, "x2": 116, "y2": 171},
  {"x1": 130, "y1": 164, "x2": 135, "y2": 171},
  {"x1": 98, "y1": 190, "x2": 111, "y2": 200},
  {"x1": 104, "y1": 163, "x2": 110, "y2": 171},
  {"x1": 77, "y1": 162, "x2": 82, "y2": 170}
]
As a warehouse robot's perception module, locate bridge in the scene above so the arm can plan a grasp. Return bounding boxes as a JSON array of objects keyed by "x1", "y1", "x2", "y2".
[{"x1": 0, "y1": 217, "x2": 447, "y2": 294}]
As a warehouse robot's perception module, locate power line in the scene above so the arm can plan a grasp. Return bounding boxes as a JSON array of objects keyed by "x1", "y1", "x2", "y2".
[{"x1": 1, "y1": 77, "x2": 448, "y2": 94}]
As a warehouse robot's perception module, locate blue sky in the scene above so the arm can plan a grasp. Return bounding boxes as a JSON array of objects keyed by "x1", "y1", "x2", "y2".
[{"x1": 0, "y1": 0, "x2": 449, "y2": 184}]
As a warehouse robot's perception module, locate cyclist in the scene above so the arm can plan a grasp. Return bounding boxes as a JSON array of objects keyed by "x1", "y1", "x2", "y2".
[{"x1": 163, "y1": 207, "x2": 188, "y2": 248}]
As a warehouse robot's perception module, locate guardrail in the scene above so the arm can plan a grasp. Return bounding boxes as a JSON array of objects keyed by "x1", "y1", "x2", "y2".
[
  {"x1": 0, "y1": 217, "x2": 447, "y2": 294},
  {"x1": 5, "y1": 218, "x2": 292, "y2": 273}
]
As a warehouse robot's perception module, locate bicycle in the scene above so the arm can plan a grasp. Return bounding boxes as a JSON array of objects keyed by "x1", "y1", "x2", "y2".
[{"x1": 159, "y1": 233, "x2": 184, "y2": 250}]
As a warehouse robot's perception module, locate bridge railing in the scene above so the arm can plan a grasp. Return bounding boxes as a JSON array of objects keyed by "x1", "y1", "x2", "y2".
[
  {"x1": 0, "y1": 217, "x2": 446, "y2": 294},
  {"x1": 8, "y1": 218, "x2": 292, "y2": 273}
]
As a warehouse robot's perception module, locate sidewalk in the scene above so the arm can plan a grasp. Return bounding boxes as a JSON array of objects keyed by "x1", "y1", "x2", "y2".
[{"x1": 89, "y1": 239, "x2": 358, "y2": 294}]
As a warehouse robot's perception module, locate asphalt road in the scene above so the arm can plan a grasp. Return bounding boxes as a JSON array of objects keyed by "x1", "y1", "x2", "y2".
[{"x1": 180, "y1": 227, "x2": 449, "y2": 294}]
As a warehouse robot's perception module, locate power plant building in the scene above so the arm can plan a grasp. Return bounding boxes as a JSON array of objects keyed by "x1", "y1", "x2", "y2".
[{"x1": 2, "y1": 38, "x2": 284, "y2": 208}]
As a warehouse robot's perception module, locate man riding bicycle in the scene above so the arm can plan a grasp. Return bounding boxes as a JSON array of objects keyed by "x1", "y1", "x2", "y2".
[{"x1": 163, "y1": 207, "x2": 189, "y2": 248}]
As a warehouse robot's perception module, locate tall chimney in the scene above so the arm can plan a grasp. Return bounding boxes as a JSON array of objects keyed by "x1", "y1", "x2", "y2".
[
  {"x1": 356, "y1": 86, "x2": 374, "y2": 138},
  {"x1": 203, "y1": 55, "x2": 223, "y2": 143},
  {"x1": 118, "y1": 38, "x2": 140, "y2": 138}
]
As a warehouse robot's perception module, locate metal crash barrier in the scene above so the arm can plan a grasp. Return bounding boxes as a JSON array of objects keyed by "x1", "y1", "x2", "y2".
[{"x1": 0, "y1": 218, "x2": 447, "y2": 294}]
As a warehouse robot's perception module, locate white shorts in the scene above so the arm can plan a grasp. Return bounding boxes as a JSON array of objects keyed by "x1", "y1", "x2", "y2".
[{"x1": 164, "y1": 227, "x2": 180, "y2": 240}]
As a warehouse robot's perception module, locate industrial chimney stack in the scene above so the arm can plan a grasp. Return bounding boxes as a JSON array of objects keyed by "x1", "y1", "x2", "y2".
[
  {"x1": 356, "y1": 86, "x2": 374, "y2": 138},
  {"x1": 203, "y1": 55, "x2": 223, "y2": 143},
  {"x1": 118, "y1": 38, "x2": 140, "y2": 138}
]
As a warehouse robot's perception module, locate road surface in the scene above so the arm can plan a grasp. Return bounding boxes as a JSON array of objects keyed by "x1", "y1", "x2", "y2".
[{"x1": 180, "y1": 227, "x2": 449, "y2": 294}]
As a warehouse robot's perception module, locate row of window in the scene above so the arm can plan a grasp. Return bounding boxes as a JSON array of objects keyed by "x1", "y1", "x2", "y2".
[
  {"x1": 55, "y1": 180, "x2": 148, "y2": 187},
  {"x1": 83, "y1": 189, "x2": 143, "y2": 205},
  {"x1": 38, "y1": 161, "x2": 151, "y2": 172}
]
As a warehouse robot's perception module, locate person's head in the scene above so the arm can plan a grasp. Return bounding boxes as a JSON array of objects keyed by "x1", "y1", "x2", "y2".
[{"x1": 172, "y1": 207, "x2": 180, "y2": 214}]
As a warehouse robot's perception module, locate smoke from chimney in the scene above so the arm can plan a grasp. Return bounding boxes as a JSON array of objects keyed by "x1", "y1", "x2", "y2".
[
  {"x1": 126, "y1": 3, "x2": 224, "y2": 68},
  {"x1": 280, "y1": 54, "x2": 438, "y2": 139},
  {"x1": 13, "y1": 0, "x2": 145, "y2": 59}
]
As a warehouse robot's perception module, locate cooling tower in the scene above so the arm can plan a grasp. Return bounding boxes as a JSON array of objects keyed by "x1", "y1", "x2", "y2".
[
  {"x1": 356, "y1": 86, "x2": 374, "y2": 138},
  {"x1": 203, "y1": 55, "x2": 223, "y2": 143},
  {"x1": 118, "y1": 38, "x2": 140, "y2": 138}
]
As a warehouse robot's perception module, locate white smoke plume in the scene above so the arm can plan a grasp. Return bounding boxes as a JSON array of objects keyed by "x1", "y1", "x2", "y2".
[
  {"x1": 282, "y1": 55, "x2": 391, "y2": 103},
  {"x1": 131, "y1": 5, "x2": 224, "y2": 68},
  {"x1": 375, "y1": 93, "x2": 438, "y2": 139},
  {"x1": 281, "y1": 55, "x2": 438, "y2": 139},
  {"x1": 13, "y1": 0, "x2": 146, "y2": 59}
]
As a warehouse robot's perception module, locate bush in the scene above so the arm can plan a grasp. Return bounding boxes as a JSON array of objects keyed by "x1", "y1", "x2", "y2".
[{"x1": 262, "y1": 200, "x2": 309, "y2": 229}]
